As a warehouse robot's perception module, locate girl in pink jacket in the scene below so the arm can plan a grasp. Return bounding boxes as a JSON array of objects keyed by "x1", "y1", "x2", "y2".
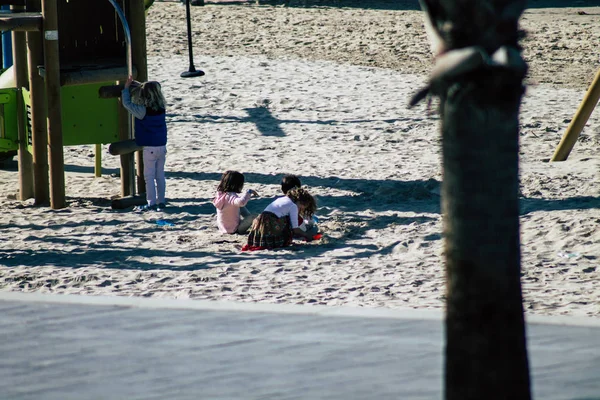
[{"x1": 213, "y1": 171, "x2": 259, "y2": 234}]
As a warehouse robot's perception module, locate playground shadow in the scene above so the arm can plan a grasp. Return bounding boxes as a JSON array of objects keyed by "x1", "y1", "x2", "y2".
[
  {"x1": 10, "y1": 195, "x2": 598, "y2": 273},
  {"x1": 205, "y1": 0, "x2": 421, "y2": 10},
  {"x1": 204, "y1": 0, "x2": 600, "y2": 10},
  {"x1": 0, "y1": 210, "x2": 436, "y2": 271},
  {"x1": 0, "y1": 172, "x2": 445, "y2": 271},
  {"x1": 243, "y1": 106, "x2": 286, "y2": 137},
  {"x1": 0, "y1": 157, "x2": 18, "y2": 171},
  {"x1": 163, "y1": 171, "x2": 442, "y2": 213},
  {"x1": 164, "y1": 171, "x2": 600, "y2": 216},
  {"x1": 2, "y1": 171, "x2": 597, "y2": 273},
  {"x1": 176, "y1": 112, "x2": 422, "y2": 132},
  {"x1": 50, "y1": 167, "x2": 600, "y2": 217},
  {"x1": 64, "y1": 164, "x2": 121, "y2": 176},
  {"x1": 520, "y1": 196, "x2": 600, "y2": 215},
  {"x1": 12, "y1": 164, "x2": 595, "y2": 218},
  {"x1": 526, "y1": 0, "x2": 600, "y2": 8},
  {"x1": 0, "y1": 246, "x2": 239, "y2": 271}
]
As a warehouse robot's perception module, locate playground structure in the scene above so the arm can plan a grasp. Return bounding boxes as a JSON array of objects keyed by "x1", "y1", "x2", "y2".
[
  {"x1": 0, "y1": 0, "x2": 590, "y2": 212},
  {"x1": 0, "y1": 0, "x2": 150, "y2": 209},
  {"x1": 551, "y1": 67, "x2": 600, "y2": 161}
]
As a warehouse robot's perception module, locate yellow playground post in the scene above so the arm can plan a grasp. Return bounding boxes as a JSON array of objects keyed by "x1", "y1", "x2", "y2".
[{"x1": 551, "y1": 68, "x2": 600, "y2": 162}]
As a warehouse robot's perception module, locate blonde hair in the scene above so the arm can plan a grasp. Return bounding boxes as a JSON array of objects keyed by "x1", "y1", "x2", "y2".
[{"x1": 130, "y1": 80, "x2": 166, "y2": 111}]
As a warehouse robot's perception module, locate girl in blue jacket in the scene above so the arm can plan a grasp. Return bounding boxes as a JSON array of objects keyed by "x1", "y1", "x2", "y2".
[{"x1": 122, "y1": 76, "x2": 168, "y2": 211}]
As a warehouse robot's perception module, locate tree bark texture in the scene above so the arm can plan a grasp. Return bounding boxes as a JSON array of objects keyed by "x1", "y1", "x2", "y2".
[
  {"x1": 417, "y1": 1, "x2": 532, "y2": 399},
  {"x1": 442, "y1": 71, "x2": 530, "y2": 400}
]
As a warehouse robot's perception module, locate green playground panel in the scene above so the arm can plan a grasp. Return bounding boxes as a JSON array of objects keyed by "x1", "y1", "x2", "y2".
[
  {"x1": 0, "y1": 88, "x2": 20, "y2": 152},
  {"x1": 1, "y1": 82, "x2": 120, "y2": 153},
  {"x1": 22, "y1": 82, "x2": 120, "y2": 148},
  {"x1": 60, "y1": 82, "x2": 120, "y2": 146}
]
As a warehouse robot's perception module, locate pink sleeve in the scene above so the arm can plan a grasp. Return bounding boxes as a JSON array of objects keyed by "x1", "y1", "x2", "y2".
[{"x1": 229, "y1": 190, "x2": 252, "y2": 207}]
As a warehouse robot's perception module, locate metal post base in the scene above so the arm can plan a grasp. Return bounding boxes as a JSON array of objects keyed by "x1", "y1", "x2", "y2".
[{"x1": 180, "y1": 68, "x2": 205, "y2": 78}]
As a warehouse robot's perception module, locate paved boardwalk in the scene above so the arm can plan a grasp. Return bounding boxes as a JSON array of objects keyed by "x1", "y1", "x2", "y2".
[{"x1": 1, "y1": 292, "x2": 599, "y2": 400}]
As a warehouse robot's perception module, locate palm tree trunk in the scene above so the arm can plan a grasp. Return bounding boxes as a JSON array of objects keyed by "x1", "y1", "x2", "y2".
[
  {"x1": 416, "y1": 1, "x2": 532, "y2": 399},
  {"x1": 442, "y1": 71, "x2": 530, "y2": 400}
]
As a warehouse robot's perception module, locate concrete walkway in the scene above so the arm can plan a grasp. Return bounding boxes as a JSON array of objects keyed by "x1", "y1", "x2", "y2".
[{"x1": 0, "y1": 291, "x2": 599, "y2": 400}]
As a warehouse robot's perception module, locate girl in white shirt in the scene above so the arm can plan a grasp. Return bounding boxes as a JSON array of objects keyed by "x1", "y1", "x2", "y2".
[{"x1": 245, "y1": 187, "x2": 316, "y2": 250}]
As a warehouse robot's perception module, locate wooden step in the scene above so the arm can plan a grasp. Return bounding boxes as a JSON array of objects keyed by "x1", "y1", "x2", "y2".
[
  {"x1": 38, "y1": 64, "x2": 138, "y2": 87},
  {"x1": 0, "y1": 11, "x2": 42, "y2": 32},
  {"x1": 0, "y1": 0, "x2": 26, "y2": 6}
]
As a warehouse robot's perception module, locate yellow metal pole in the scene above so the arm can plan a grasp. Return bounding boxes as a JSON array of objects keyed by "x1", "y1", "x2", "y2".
[
  {"x1": 95, "y1": 144, "x2": 102, "y2": 177},
  {"x1": 551, "y1": 68, "x2": 600, "y2": 161}
]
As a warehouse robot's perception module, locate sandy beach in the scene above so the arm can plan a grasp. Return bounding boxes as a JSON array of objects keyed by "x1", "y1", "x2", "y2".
[{"x1": 0, "y1": 1, "x2": 599, "y2": 317}]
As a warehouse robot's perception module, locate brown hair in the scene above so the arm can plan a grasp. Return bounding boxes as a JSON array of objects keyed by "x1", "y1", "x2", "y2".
[
  {"x1": 281, "y1": 174, "x2": 302, "y2": 194},
  {"x1": 217, "y1": 170, "x2": 245, "y2": 193},
  {"x1": 287, "y1": 187, "x2": 316, "y2": 218}
]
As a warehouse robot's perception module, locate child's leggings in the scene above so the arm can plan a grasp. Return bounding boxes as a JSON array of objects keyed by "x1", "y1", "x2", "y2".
[
  {"x1": 142, "y1": 145, "x2": 167, "y2": 206},
  {"x1": 236, "y1": 207, "x2": 258, "y2": 234}
]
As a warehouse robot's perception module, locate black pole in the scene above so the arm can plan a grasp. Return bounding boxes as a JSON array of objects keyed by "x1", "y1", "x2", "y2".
[{"x1": 181, "y1": 0, "x2": 205, "y2": 78}]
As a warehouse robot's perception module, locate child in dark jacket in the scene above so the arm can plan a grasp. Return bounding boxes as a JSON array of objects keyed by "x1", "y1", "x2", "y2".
[{"x1": 121, "y1": 75, "x2": 168, "y2": 211}]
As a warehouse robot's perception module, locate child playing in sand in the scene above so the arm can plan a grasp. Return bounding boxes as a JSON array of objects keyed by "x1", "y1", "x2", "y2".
[
  {"x1": 280, "y1": 174, "x2": 318, "y2": 237},
  {"x1": 244, "y1": 187, "x2": 316, "y2": 250},
  {"x1": 121, "y1": 75, "x2": 168, "y2": 212},
  {"x1": 213, "y1": 171, "x2": 259, "y2": 234},
  {"x1": 281, "y1": 174, "x2": 302, "y2": 195}
]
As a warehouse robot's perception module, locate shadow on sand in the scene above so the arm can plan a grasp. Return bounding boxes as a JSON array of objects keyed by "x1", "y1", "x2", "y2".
[
  {"x1": 202, "y1": 0, "x2": 600, "y2": 10},
  {"x1": 1, "y1": 166, "x2": 598, "y2": 271},
  {"x1": 205, "y1": 0, "x2": 421, "y2": 10}
]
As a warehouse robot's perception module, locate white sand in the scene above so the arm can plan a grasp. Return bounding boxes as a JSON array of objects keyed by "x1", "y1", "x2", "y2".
[{"x1": 1, "y1": 1, "x2": 599, "y2": 317}]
